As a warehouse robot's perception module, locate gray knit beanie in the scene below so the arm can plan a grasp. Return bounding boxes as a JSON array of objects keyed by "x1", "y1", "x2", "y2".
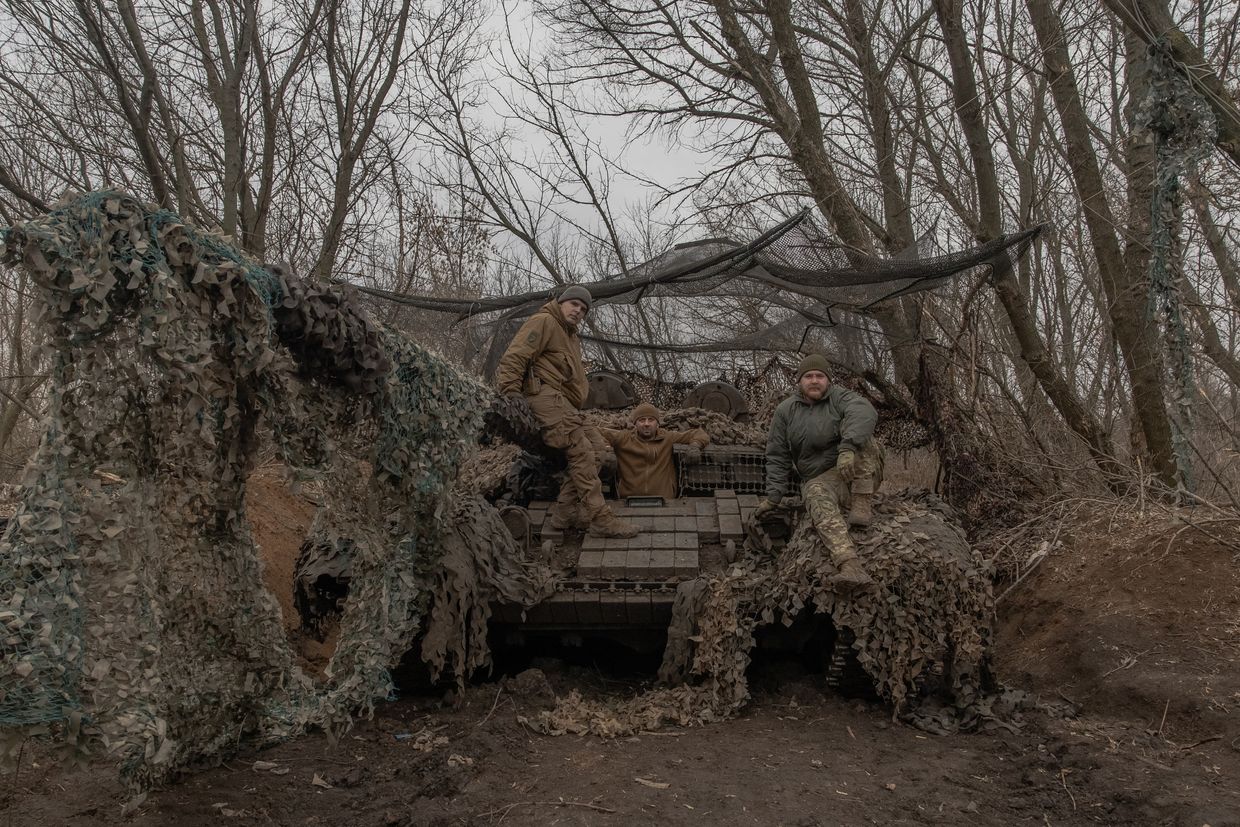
[
  {"x1": 558, "y1": 285, "x2": 593, "y2": 310},
  {"x1": 797, "y1": 353, "x2": 831, "y2": 379}
]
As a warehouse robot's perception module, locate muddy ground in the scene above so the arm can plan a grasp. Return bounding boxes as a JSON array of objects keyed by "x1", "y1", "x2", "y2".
[{"x1": 4, "y1": 471, "x2": 1238, "y2": 826}]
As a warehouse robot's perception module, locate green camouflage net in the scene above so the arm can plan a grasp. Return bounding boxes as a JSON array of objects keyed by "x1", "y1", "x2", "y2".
[
  {"x1": 0, "y1": 192, "x2": 487, "y2": 789},
  {"x1": 530, "y1": 490, "x2": 1001, "y2": 736},
  {"x1": 1139, "y1": 38, "x2": 1219, "y2": 494}
]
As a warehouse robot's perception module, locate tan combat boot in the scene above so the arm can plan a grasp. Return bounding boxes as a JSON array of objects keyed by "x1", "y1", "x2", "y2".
[
  {"x1": 847, "y1": 493, "x2": 873, "y2": 529},
  {"x1": 829, "y1": 547, "x2": 875, "y2": 592},
  {"x1": 586, "y1": 508, "x2": 639, "y2": 539},
  {"x1": 548, "y1": 504, "x2": 588, "y2": 531},
  {"x1": 547, "y1": 488, "x2": 589, "y2": 531}
]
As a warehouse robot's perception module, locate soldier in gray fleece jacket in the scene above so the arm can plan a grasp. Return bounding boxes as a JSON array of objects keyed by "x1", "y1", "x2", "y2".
[{"x1": 753, "y1": 354, "x2": 884, "y2": 590}]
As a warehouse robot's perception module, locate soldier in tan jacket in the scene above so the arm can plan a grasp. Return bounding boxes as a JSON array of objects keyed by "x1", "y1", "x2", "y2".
[
  {"x1": 496, "y1": 286, "x2": 637, "y2": 538},
  {"x1": 600, "y1": 403, "x2": 709, "y2": 501}
]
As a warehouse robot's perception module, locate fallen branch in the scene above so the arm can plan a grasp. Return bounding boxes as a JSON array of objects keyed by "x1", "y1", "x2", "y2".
[
  {"x1": 1100, "y1": 648, "x2": 1153, "y2": 679},
  {"x1": 476, "y1": 687, "x2": 505, "y2": 728},
  {"x1": 480, "y1": 799, "x2": 618, "y2": 823},
  {"x1": 1059, "y1": 768, "x2": 1076, "y2": 811},
  {"x1": 1176, "y1": 735, "x2": 1223, "y2": 752}
]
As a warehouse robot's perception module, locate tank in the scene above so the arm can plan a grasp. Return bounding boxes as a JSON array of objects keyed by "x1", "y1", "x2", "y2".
[
  {"x1": 292, "y1": 443, "x2": 767, "y2": 639},
  {"x1": 292, "y1": 376, "x2": 891, "y2": 690},
  {"x1": 491, "y1": 444, "x2": 765, "y2": 633}
]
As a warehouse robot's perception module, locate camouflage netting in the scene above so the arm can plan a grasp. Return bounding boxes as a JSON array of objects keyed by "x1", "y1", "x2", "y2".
[
  {"x1": 659, "y1": 409, "x2": 768, "y2": 445},
  {"x1": 0, "y1": 192, "x2": 489, "y2": 789},
  {"x1": 355, "y1": 211, "x2": 1044, "y2": 377},
  {"x1": 576, "y1": 406, "x2": 768, "y2": 445},
  {"x1": 455, "y1": 444, "x2": 523, "y2": 499},
  {"x1": 418, "y1": 496, "x2": 556, "y2": 691},
  {"x1": 530, "y1": 490, "x2": 1001, "y2": 737}
]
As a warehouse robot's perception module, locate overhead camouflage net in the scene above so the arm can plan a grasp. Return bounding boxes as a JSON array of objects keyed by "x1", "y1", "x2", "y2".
[
  {"x1": 529, "y1": 491, "x2": 1005, "y2": 737},
  {"x1": 353, "y1": 210, "x2": 1044, "y2": 376},
  {"x1": 0, "y1": 192, "x2": 489, "y2": 790}
]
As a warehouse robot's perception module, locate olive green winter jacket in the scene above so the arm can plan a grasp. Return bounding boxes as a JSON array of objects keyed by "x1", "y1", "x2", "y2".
[{"x1": 764, "y1": 386, "x2": 877, "y2": 503}]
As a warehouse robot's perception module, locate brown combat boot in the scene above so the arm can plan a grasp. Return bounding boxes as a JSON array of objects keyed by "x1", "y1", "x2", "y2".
[
  {"x1": 586, "y1": 508, "x2": 639, "y2": 539},
  {"x1": 847, "y1": 493, "x2": 873, "y2": 529},
  {"x1": 829, "y1": 549, "x2": 875, "y2": 592}
]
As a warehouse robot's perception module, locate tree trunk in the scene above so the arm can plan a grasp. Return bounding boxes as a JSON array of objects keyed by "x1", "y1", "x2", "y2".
[
  {"x1": 1186, "y1": 178, "x2": 1240, "y2": 315},
  {"x1": 933, "y1": 0, "x2": 1126, "y2": 481},
  {"x1": 1026, "y1": 0, "x2": 1178, "y2": 488},
  {"x1": 1180, "y1": 276, "x2": 1240, "y2": 387},
  {"x1": 1101, "y1": 0, "x2": 1240, "y2": 168}
]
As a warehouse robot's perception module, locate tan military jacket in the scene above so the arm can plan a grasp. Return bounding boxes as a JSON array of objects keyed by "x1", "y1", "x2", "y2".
[
  {"x1": 600, "y1": 427, "x2": 709, "y2": 500},
  {"x1": 496, "y1": 300, "x2": 589, "y2": 409}
]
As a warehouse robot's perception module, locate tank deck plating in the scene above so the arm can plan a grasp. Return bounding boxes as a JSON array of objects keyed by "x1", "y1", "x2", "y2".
[{"x1": 491, "y1": 490, "x2": 763, "y2": 629}]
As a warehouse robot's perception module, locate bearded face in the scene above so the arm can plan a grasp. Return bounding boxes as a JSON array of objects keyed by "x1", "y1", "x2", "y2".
[{"x1": 799, "y1": 370, "x2": 829, "y2": 401}]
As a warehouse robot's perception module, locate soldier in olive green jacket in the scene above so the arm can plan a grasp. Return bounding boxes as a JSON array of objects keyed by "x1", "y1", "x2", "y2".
[{"x1": 753, "y1": 354, "x2": 884, "y2": 591}]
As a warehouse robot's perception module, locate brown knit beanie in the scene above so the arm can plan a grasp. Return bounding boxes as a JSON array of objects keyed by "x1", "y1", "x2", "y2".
[
  {"x1": 797, "y1": 353, "x2": 831, "y2": 379},
  {"x1": 558, "y1": 284, "x2": 593, "y2": 309},
  {"x1": 630, "y1": 402, "x2": 661, "y2": 423}
]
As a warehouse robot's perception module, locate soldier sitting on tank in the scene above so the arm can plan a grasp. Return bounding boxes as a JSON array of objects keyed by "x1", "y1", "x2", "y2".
[
  {"x1": 599, "y1": 402, "x2": 710, "y2": 501},
  {"x1": 496, "y1": 285, "x2": 638, "y2": 538},
  {"x1": 752, "y1": 354, "x2": 884, "y2": 591}
]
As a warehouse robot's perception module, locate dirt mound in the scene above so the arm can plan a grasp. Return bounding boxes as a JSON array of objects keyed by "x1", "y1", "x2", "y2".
[
  {"x1": 244, "y1": 466, "x2": 338, "y2": 671},
  {"x1": 994, "y1": 505, "x2": 1240, "y2": 736}
]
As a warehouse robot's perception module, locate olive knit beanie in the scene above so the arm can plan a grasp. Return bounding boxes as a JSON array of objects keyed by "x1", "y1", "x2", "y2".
[{"x1": 797, "y1": 353, "x2": 831, "y2": 378}]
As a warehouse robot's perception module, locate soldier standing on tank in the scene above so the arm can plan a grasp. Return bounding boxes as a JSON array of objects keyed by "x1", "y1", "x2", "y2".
[
  {"x1": 752, "y1": 354, "x2": 884, "y2": 591},
  {"x1": 599, "y1": 402, "x2": 710, "y2": 501},
  {"x1": 496, "y1": 285, "x2": 638, "y2": 538}
]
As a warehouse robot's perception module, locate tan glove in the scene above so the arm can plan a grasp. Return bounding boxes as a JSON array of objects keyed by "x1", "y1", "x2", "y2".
[
  {"x1": 752, "y1": 498, "x2": 779, "y2": 521},
  {"x1": 835, "y1": 449, "x2": 857, "y2": 482}
]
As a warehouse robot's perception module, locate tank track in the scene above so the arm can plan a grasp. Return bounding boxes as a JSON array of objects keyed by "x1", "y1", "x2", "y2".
[{"x1": 825, "y1": 627, "x2": 877, "y2": 698}]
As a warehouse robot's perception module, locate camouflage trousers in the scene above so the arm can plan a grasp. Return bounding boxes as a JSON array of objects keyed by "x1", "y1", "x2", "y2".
[
  {"x1": 801, "y1": 439, "x2": 885, "y2": 556},
  {"x1": 525, "y1": 387, "x2": 607, "y2": 519}
]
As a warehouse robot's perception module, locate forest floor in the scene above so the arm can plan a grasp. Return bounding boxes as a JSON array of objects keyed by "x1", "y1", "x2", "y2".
[{"x1": 4, "y1": 469, "x2": 1239, "y2": 827}]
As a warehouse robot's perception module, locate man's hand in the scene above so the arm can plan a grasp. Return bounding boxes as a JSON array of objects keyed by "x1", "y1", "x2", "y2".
[
  {"x1": 752, "y1": 498, "x2": 779, "y2": 521},
  {"x1": 834, "y1": 449, "x2": 857, "y2": 482}
]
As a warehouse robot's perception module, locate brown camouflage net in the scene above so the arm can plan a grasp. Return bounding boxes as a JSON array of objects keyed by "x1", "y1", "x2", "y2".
[
  {"x1": 529, "y1": 490, "x2": 999, "y2": 736},
  {"x1": 576, "y1": 407, "x2": 768, "y2": 445},
  {"x1": 0, "y1": 192, "x2": 489, "y2": 790},
  {"x1": 454, "y1": 444, "x2": 523, "y2": 499},
  {"x1": 659, "y1": 409, "x2": 768, "y2": 445}
]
